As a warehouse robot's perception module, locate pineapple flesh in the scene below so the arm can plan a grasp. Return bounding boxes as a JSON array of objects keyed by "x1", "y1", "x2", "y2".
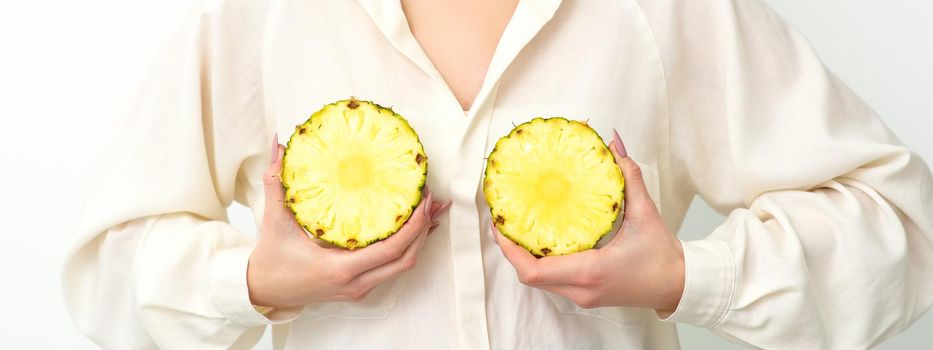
[
  {"x1": 483, "y1": 117, "x2": 624, "y2": 256},
  {"x1": 281, "y1": 98, "x2": 427, "y2": 250}
]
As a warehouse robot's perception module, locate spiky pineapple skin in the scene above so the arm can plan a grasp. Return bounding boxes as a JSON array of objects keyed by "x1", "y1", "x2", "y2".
[
  {"x1": 483, "y1": 117, "x2": 624, "y2": 256},
  {"x1": 281, "y1": 98, "x2": 427, "y2": 250}
]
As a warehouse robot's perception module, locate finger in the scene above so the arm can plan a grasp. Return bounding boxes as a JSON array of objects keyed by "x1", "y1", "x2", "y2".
[
  {"x1": 261, "y1": 138, "x2": 318, "y2": 245},
  {"x1": 340, "y1": 187, "x2": 433, "y2": 274},
  {"x1": 263, "y1": 134, "x2": 284, "y2": 208},
  {"x1": 537, "y1": 284, "x2": 604, "y2": 309},
  {"x1": 610, "y1": 128, "x2": 628, "y2": 158},
  {"x1": 430, "y1": 200, "x2": 452, "y2": 221},
  {"x1": 493, "y1": 224, "x2": 596, "y2": 286},
  {"x1": 493, "y1": 223, "x2": 540, "y2": 275},
  {"x1": 270, "y1": 132, "x2": 280, "y2": 160},
  {"x1": 535, "y1": 284, "x2": 584, "y2": 295},
  {"x1": 429, "y1": 202, "x2": 443, "y2": 217},
  {"x1": 609, "y1": 143, "x2": 652, "y2": 217},
  {"x1": 422, "y1": 186, "x2": 433, "y2": 216},
  {"x1": 351, "y1": 222, "x2": 430, "y2": 289},
  {"x1": 428, "y1": 222, "x2": 440, "y2": 234},
  {"x1": 534, "y1": 283, "x2": 587, "y2": 300}
]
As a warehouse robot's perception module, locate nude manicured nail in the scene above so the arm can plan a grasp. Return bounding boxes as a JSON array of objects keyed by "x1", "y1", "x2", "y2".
[
  {"x1": 432, "y1": 200, "x2": 452, "y2": 220},
  {"x1": 270, "y1": 133, "x2": 279, "y2": 163},
  {"x1": 424, "y1": 189, "x2": 433, "y2": 215},
  {"x1": 612, "y1": 128, "x2": 628, "y2": 158}
]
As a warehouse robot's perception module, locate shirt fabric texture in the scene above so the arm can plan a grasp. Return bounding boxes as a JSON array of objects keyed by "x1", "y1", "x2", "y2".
[{"x1": 62, "y1": 0, "x2": 933, "y2": 349}]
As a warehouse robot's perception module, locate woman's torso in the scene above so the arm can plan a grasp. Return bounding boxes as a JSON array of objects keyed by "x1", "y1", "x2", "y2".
[{"x1": 260, "y1": 0, "x2": 690, "y2": 348}]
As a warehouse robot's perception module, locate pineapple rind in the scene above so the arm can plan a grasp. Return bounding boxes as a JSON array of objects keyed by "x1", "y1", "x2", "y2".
[
  {"x1": 281, "y1": 99, "x2": 427, "y2": 250},
  {"x1": 483, "y1": 117, "x2": 624, "y2": 256}
]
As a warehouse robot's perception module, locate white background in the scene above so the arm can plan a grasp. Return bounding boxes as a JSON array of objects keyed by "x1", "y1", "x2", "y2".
[{"x1": 0, "y1": 0, "x2": 930, "y2": 349}]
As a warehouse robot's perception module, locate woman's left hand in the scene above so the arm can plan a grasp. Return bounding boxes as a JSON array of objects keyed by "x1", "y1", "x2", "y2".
[{"x1": 494, "y1": 129, "x2": 685, "y2": 315}]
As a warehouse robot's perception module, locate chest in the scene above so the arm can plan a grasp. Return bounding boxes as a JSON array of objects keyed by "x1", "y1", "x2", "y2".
[
  {"x1": 261, "y1": 0, "x2": 669, "y2": 209},
  {"x1": 400, "y1": 0, "x2": 518, "y2": 111}
]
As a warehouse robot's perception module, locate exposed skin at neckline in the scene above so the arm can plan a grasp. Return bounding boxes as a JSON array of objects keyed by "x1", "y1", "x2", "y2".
[{"x1": 402, "y1": 0, "x2": 519, "y2": 111}]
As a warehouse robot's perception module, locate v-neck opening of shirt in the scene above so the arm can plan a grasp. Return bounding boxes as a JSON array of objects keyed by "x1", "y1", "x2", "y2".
[
  {"x1": 349, "y1": 3, "x2": 566, "y2": 350},
  {"x1": 398, "y1": 1, "x2": 518, "y2": 112},
  {"x1": 356, "y1": 0, "x2": 563, "y2": 120}
]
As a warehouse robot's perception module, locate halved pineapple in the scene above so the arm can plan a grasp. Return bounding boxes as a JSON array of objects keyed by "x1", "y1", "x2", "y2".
[
  {"x1": 483, "y1": 117, "x2": 624, "y2": 256},
  {"x1": 281, "y1": 98, "x2": 427, "y2": 250}
]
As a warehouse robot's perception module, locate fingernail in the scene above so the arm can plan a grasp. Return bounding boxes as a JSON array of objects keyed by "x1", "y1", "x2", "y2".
[
  {"x1": 270, "y1": 133, "x2": 279, "y2": 163},
  {"x1": 424, "y1": 189, "x2": 433, "y2": 215},
  {"x1": 432, "y1": 200, "x2": 452, "y2": 219},
  {"x1": 612, "y1": 129, "x2": 628, "y2": 158}
]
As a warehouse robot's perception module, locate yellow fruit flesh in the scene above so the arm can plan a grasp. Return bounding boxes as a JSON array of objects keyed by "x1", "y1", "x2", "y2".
[
  {"x1": 484, "y1": 117, "x2": 624, "y2": 256},
  {"x1": 282, "y1": 99, "x2": 427, "y2": 249}
]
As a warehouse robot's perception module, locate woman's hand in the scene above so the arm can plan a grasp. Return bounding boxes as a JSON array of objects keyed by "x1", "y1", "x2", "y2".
[
  {"x1": 247, "y1": 135, "x2": 451, "y2": 308},
  {"x1": 494, "y1": 129, "x2": 685, "y2": 314}
]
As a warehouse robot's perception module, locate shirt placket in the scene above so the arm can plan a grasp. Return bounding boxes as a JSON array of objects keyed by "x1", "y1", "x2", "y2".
[{"x1": 356, "y1": 1, "x2": 563, "y2": 348}]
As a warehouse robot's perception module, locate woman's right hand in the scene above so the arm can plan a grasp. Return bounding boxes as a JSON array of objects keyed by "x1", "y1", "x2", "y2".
[{"x1": 247, "y1": 135, "x2": 450, "y2": 308}]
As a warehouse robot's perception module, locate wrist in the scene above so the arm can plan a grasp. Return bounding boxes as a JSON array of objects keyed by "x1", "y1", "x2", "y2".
[
  {"x1": 656, "y1": 238, "x2": 685, "y2": 314},
  {"x1": 246, "y1": 254, "x2": 272, "y2": 307},
  {"x1": 246, "y1": 251, "x2": 297, "y2": 308}
]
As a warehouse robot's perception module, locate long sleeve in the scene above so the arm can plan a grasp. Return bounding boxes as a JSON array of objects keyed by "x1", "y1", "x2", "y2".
[
  {"x1": 653, "y1": 0, "x2": 933, "y2": 348},
  {"x1": 61, "y1": 1, "x2": 298, "y2": 348}
]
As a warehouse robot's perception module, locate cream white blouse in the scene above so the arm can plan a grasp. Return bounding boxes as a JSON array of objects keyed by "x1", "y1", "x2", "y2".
[{"x1": 62, "y1": 0, "x2": 933, "y2": 349}]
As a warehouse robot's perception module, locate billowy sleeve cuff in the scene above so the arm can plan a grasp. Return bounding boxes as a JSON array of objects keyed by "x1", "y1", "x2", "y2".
[
  {"x1": 658, "y1": 239, "x2": 735, "y2": 327},
  {"x1": 209, "y1": 245, "x2": 304, "y2": 326}
]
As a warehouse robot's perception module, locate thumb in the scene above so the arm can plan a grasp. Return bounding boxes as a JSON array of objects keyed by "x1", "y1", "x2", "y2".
[
  {"x1": 609, "y1": 129, "x2": 653, "y2": 217},
  {"x1": 263, "y1": 134, "x2": 288, "y2": 220},
  {"x1": 261, "y1": 135, "x2": 311, "y2": 244}
]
